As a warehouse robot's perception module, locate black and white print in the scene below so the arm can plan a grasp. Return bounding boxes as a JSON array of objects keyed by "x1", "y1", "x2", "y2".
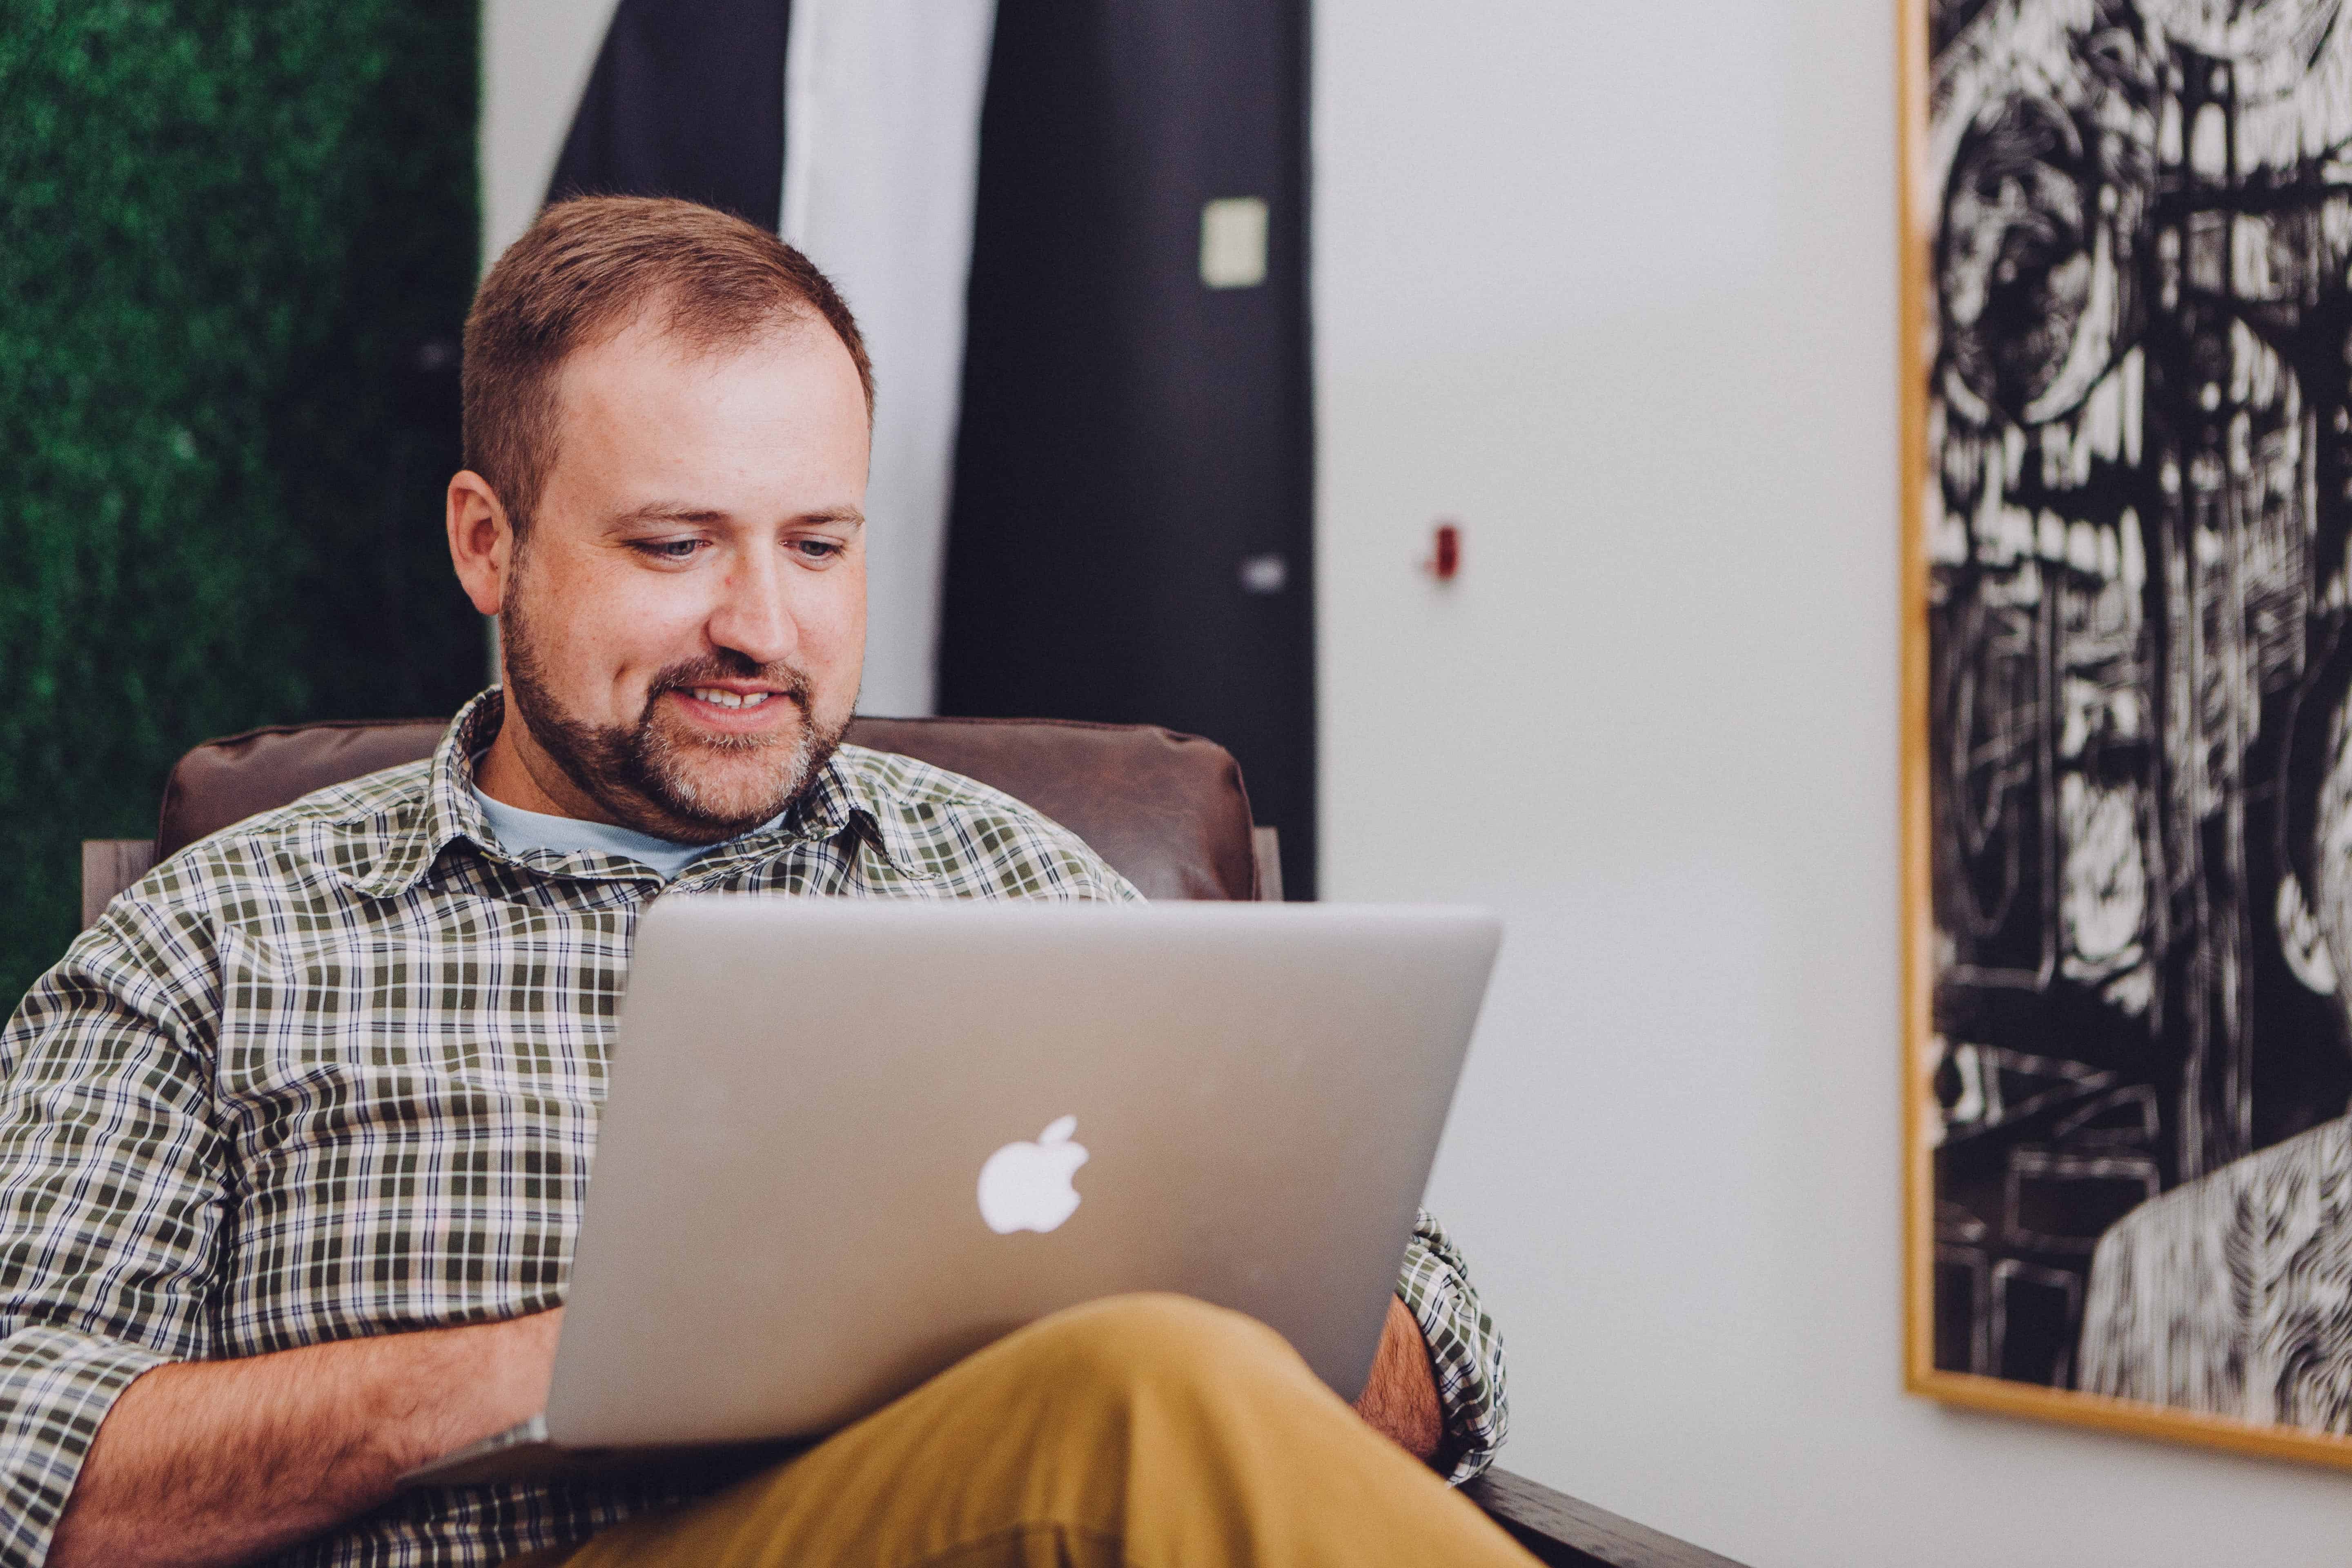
[{"x1": 1922, "y1": 0, "x2": 2352, "y2": 1432}]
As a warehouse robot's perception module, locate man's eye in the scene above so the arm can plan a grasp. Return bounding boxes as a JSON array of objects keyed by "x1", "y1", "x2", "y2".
[
  {"x1": 633, "y1": 539, "x2": 705, "y2": 562},
  {"x1": 793, "y1": 539, "x2": 844, "y2": 562}
]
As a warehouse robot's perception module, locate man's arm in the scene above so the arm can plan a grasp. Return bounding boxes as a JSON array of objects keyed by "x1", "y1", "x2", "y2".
[
  {"x1": 0, "y1": 907, "x2": 237, "y2": 1567},
  {"x1": 49, "y1": 1310, "x2": 559, "y2": 1568},
  {"x1": 1353, "y1": 1294, "x2": 1444, "y2": 1461},
  {"x1": 1396, "y1": 1209, "x2": 1509, "y2": 1482},
  {"x1": 0, "y1": 901, "x2": 554, "y2": 1568}
]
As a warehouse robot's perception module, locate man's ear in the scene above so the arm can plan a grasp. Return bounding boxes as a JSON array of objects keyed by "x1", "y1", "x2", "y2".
[{"x1": 446, "y1": 470, "x2": 514, "y2": 618}]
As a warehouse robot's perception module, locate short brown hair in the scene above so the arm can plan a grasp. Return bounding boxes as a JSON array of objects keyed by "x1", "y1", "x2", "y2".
[{"x1": 461, "y1": 196, "x2": 874, "y2": 532}]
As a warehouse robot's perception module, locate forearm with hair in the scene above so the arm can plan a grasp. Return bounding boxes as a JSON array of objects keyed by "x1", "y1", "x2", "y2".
[
  {"x1": 47, "y1": 1311, "x2": 559, "y2": 1568},
  {"x1": 1352, "y1": 1293, "x2": 1444, "y2": 1464}
]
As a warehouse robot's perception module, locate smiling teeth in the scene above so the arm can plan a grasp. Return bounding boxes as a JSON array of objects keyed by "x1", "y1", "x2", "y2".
[{"x1": 691, "y1": 688, "x2": 771, "y2": 709}]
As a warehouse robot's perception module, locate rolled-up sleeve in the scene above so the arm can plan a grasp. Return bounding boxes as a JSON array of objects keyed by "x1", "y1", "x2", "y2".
[
  {"x1": 0, "y1": 907, "x2": 224, "y2": 1566},
  {"x1": 0, "y1": 1327, "x2": 173, "y2": 1556},
  {"x1": 1396, "y1": 1207, "x2": 1508, "y2": 1483}
]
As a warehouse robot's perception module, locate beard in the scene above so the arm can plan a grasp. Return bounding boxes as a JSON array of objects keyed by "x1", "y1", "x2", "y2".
[{"x1": 499, "y1": 590, "x2": 849, "y2": 846}]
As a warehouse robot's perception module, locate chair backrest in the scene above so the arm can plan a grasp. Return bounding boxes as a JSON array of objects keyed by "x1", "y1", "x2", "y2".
[{"x1": 155, "y1": 715, "x2": 1260, "y2": 902}]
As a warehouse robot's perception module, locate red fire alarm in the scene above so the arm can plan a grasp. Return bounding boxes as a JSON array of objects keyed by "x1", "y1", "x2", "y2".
[{"x1": 1425, "y1": 521, "x2": 1461, "y2": 581}]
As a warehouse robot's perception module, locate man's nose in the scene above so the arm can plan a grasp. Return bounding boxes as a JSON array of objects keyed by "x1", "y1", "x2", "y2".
[{"x1": 704, "y1": 547, "x2": 800, "y2": 667}]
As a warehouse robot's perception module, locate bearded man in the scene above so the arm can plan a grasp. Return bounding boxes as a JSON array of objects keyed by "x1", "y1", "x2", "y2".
[{"x1": 0, "y1": 198, "x2": 1517, "y2": 1568}]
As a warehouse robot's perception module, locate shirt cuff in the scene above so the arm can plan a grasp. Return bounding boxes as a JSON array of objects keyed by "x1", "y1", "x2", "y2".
[
  {"x1": 0, "y1": 1324, "x2": 171, "y2": 1567},
  {"x1": 1395, "y1": 1207, "x2": 1510, "y2": 1485}
]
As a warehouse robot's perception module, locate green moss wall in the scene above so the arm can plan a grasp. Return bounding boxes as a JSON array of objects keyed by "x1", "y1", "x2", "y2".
[{"x1": 0, "y1": 0, "x2": 486, "y2": 1003}]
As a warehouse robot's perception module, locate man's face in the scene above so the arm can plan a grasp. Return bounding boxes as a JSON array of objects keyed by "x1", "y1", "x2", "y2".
[{"x1": 493, "y1": 311, "x2": 869, "y2": 843}]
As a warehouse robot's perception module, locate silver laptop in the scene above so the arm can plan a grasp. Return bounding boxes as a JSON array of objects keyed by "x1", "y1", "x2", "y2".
[{"x1": 403, "y1": 896, "x2": 1500, "y2": 1487}]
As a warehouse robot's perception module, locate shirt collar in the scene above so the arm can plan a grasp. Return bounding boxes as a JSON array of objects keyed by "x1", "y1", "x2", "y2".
[
  {"x1": 669, "y1": 738, "x2": 940, "y2": 886},
  {"x1": 348, "y1": 691, "x2": 506, "y2": 899},
  {"x1": 349, "y1": 690, "x2": 932, "y2": 898}
]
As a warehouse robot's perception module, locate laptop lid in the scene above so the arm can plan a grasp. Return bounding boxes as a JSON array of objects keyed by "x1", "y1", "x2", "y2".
[{"x1": 542, "y1": 897, "x2": 1501, "y2": 1450}]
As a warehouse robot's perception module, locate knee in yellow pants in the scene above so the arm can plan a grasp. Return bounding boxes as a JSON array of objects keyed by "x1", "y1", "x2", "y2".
[{"x1": 546, "y1": 1293, "x2": 1533, "y2": 1568}]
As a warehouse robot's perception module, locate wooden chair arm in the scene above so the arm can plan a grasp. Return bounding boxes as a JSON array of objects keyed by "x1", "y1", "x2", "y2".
[
  {"x1": 81, "y1": 839, "x2": 159, "y2": 929},
  {"x1": 1463, "y1": 1469, "x2": 1751, "y2": 1568},
  {"x1": 1250, "y1": 825, "x2": 1283, "y2": 901}
]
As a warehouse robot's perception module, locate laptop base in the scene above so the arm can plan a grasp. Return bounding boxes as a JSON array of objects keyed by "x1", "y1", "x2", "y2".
[{"x1": 401, "y1": 1416, "x2": 808, "y2": 1490}]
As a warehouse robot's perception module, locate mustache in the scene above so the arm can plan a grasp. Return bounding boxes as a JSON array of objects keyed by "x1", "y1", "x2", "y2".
[{"x1": 643, "y1": 656, "x2": 815, "y2": 718}]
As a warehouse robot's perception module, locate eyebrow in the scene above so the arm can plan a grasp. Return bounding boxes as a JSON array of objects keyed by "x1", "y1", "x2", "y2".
[{"x1": 602, "y1": 502, "x2": 865, "y2": 530}]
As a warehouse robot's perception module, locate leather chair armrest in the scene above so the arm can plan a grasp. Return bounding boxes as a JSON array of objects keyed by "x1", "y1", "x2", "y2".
[
  {"x1": 82, "y1": 840, "x2": 160, "y2": 930},
  {"x1": 1463, "y1": 1470, "x2": 1751, "y2": 1568}
]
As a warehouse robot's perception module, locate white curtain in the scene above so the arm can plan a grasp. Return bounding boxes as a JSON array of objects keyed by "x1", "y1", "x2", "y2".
[{"x1": 782, "y1": 0, "x2": 998, "y2": 717}]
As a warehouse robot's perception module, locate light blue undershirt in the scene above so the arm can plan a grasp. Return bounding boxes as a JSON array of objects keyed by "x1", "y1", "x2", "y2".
[{"x1": 471, "y1": 787, "x2": 782, "y2": 882}]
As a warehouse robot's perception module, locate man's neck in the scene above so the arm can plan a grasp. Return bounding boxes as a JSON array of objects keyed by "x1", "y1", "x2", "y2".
[{"x1": 473, "y1": 690, "x2": 620, "y2": 826}]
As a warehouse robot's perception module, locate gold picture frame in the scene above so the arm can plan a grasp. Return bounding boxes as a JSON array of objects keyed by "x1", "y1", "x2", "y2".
[{"x1": 1900, "y1": 0, "x2": 2352, "y2": 1469}]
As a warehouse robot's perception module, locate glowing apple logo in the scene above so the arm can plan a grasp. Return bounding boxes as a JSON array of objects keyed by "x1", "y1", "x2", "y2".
[{"x1": 976, "y1": 1115, "x2": 1089, "y2": 1234}]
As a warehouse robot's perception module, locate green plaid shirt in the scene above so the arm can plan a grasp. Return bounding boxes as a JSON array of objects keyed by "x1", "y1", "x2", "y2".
[{"x1": 0, "y1": 692, "x2": 1506, "y2": 1567}]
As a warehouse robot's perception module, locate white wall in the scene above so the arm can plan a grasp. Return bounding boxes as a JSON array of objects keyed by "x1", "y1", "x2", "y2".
[
  {"x1": 480, "y1": 0, "x2": 617, "y2": 271},
  {"x1": 1312, "y1": 4, "x2": 2352, "y2": 1565}
]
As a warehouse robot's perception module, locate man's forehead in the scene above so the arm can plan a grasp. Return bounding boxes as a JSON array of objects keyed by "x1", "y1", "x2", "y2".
[
  {"x1": 541, "y1": 311, "x2": 872, "y2": 497},
  {"x1": 557, "y1": 307, "x2": 847, "y2": 405}
]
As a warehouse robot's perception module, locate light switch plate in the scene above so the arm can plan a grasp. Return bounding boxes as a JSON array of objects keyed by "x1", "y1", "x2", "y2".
[
  {"x1": 1199, "y1": 197, "x2": 1269, "y2": 289},
  {"x1": 1239, "y1": 553, "x2": 1288, "y2": 594}
]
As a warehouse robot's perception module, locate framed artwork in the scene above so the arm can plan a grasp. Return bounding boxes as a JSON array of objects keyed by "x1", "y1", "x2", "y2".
[{"x1": 1902, "y1": 0, "x2": 2352, "y2": 1464}]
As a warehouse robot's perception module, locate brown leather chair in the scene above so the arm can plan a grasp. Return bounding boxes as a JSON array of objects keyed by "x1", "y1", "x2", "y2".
[
  {"x1": 83, "y1": 714, "x2": 1281, "y2": 921},
  {"x1": 73, "y1": 715, "x2": 1740, "y2": 1568}
]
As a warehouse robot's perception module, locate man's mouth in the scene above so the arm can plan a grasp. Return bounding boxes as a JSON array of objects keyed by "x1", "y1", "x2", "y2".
[{"x1": 686, "y1": 687, "x2": 777, "y2": 710}]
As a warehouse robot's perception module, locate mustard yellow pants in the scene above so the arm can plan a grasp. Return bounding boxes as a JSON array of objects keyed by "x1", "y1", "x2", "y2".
[{"x1": 526, "y1": 1293, "x2": 1536, "y2": 1567}]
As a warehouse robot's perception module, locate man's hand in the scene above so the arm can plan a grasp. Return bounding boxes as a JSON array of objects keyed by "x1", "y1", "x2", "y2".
[
  {"x1": 1352, "y1": 1294, "x2": 1443, "y2": 1464},
  {"x1": 49, "y1": 1307, "x2": 564, "y2": 1568}
]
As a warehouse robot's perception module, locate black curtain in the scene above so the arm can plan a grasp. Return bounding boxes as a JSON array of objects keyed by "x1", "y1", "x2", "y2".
[
  {"x1": 546, "y1": 0, "x2": 789, "y2": 228},
  {"x1": 938, "y1": 0, "x2": 1317, "y2": 896}
]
